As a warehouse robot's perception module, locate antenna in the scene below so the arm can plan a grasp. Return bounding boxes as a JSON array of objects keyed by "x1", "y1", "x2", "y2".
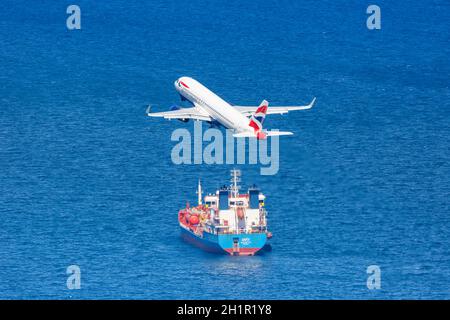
[
  {"x1": 196, "y1": 179, "x2": 203, "y2": 205},
  {"x1": 230, "y1": 169, "x2": 241, "y2": 198}
]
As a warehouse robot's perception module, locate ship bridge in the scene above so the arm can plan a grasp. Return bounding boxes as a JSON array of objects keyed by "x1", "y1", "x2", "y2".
[{"x1": 201, "y1": 170, "x2": 267, "y2": 234}]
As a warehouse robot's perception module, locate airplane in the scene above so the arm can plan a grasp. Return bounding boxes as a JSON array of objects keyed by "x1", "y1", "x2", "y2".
[{"x1": 147, "y1": 76, "x2": 315, "y2": 139}]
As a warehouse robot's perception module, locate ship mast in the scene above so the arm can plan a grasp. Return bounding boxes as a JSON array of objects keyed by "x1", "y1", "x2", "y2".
[
  {"x1": 230, "y1": 169, "x2": 241, "y2": 198},
  {"x1": 196, "y1": 179, "x2": 203, "y2": 205}
]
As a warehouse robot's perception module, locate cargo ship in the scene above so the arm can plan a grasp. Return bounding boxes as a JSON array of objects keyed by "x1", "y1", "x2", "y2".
[{"x1": 178, "y1": 169, "x2": 272, "y2": 256}]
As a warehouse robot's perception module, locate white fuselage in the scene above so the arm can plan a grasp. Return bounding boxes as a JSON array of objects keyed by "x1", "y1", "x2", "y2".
[{"x1": 174, "y1": 77, "x2": 252, "y2": 133}]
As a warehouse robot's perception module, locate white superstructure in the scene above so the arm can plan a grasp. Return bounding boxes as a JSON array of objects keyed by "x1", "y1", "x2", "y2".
[{"x1": 202, "y1": 170, "x2": 267, "y2": 233}]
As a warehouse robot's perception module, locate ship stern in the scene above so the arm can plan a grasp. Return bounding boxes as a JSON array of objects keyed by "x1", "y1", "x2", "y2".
[{"x1": 218, "y1": 233, "x2": 268, "y2": 256}]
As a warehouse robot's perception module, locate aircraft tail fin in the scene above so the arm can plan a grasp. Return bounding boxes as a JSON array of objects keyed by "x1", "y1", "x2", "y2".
[
  {"x1": 235, "y1": 100, "x2": 293, "y2": 139},
  {"x1": 249, "y1": 100, "x2": 268, "y2": 132}
]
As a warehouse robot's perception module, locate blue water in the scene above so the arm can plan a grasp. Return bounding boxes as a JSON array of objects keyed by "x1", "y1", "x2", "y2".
[{"x1": 1, "y1": 0, "x2": 449, "y2": 299}]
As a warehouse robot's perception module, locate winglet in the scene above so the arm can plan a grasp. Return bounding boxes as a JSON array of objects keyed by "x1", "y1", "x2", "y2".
[
  {"x1": 308, "y1": 97, "x2": 316, "y2": 109},
  {"x1": 146, "y1": 105, "x2": 152, "y2": 115}
]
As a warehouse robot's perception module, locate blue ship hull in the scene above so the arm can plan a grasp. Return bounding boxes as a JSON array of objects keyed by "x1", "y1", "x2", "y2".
[{"x1": 180, "y1": 226, "x2": 268, "y2": 256}]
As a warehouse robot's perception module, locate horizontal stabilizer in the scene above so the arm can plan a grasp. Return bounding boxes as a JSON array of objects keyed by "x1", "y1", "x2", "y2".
[
  {"x1": 265, "y1": 131, "x2": 293, "y2": 136},
  {"x1": 233, "y1": 131, "x2": 293, "y2": 138},
  {"x1": 233, "y1": 132, "x2": 255, "y2": 138}
]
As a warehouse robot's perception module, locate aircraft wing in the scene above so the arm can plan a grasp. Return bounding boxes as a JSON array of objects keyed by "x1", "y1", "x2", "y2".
[
  {"x1": 235, "y1": 97, "x2": 316, "y2": 116},
  {"x1": 146, "y1": 105, "x2": 212, "y2": 122}
]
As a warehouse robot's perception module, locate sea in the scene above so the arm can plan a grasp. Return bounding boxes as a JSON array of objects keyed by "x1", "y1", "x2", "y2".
[{"x1": 0, "y1": 0, "x2": 449, "y2": 299}]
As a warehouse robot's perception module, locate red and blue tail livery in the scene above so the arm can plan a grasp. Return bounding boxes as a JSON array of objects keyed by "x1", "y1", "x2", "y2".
[{"x1": 249, "y1": 100, "x2": 268, "y2": 136}]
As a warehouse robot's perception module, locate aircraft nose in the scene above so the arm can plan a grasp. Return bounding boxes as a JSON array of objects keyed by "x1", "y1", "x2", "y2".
[{"x1": 174, "y1": 77, "x2": 189, "y2": 90}]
